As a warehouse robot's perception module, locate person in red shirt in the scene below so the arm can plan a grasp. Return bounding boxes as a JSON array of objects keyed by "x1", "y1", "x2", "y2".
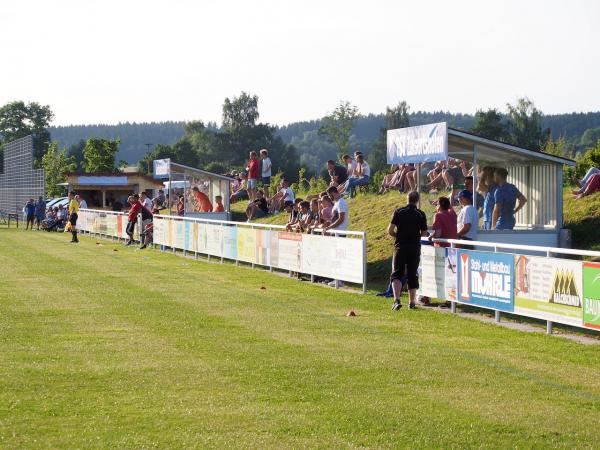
[
  {"x1": 213, "y1": 195, "x2": 225, "y2": 212},
  {"x1": 428, "y1": 196, "x2": 457, "y2": 248},
  {"x1": 246, "y1": 151, "x2": 260, "y2": 201},
  {"x1": 126, "y1": 194, "x2": 142, "y2": 246},
  {"x1": 192, "y1": 186, "x2": 213, "y2": 212}
]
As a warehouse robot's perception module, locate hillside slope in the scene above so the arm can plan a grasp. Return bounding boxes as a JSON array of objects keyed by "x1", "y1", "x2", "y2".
[{"x1": 234, "y1": 188, "x2": 600, "y2": 282}]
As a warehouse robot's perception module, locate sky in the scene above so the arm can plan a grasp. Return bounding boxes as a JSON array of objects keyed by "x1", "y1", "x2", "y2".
[{"x1": 1, "y1": 0, "x2": 599, "y2": 126}]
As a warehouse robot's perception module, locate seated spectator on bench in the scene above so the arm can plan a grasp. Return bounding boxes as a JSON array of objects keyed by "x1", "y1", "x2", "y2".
[
  {"x1": 342, "y1": 153, "x2": 371, "y2": 197},
  {"x1": 213, "y1": 195, "x2": 225, "y2": 212},
  {"x1": 246, "y1": 191, "x2": 270, "y2": 221},
  {"x1": 326, "y1": 159, "x2": 348, "y2": 188}
]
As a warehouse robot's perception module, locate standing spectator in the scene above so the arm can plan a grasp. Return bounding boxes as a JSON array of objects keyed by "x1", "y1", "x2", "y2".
[
  {"x1": 34, "y1": 196, "x2": 46, "y2": 230},
  {"x1": 326, "y1": 159, "x2": 348, "y2": 188},
  {"x1": 387, "y1": 191, "x2": 428, "y2": 310},
  {"x1": 140, "y1": 191, "x2": 152, "y2": 211},
  {"x1": 24, "y1": 199, "x2": 35, "y2": 230},
  {"x1": 429, "y1": 196, "x2": 458, "y2": 247},
  {"x1": 139, "y1": 199, "x2": 154, "y2": 249},
  {"x1": 177, "y1": 195, "x2": 185, "y2": 216},
  {"x1": 479, "y1": 166, "x2": 497, "y2": 230},
  {"x1": 246, "y1": 151, "x2": 260, "y2": 201},
  {"x1": 492, "y1": 168, "x2": 527, "y2": 230},
  {"x1": 456, "y1": 190, "x2": 478, "y2": 247},
  {"x1": 126, "y1": 194, "x2": 142, "y2": 246},
  {"x1": 67, "y1": 191, "x2": 79, "y2": 243},
  {"x1": 156, "y1": 189, "x2": 166, "y2": 208},
  {"x1": 213, "y1": 195, "x2": 225, "y2": 212},
  {"x1": 112, "y1": 197, "x2": 123, "y2": 212},
  {"x1": 260, "y1": 149, "x2": 272, "y2": 199},
  {"x1": 151, "y1": 198, "x2": 160, "y2": 215},
  {"x1": 76, "y1": 195, "x2": 88, "y2": 209}
]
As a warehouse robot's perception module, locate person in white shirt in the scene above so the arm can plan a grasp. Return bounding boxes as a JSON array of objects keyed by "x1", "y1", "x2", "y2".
[
  {"x1": 344, "y1": 153, "x2": 371, "y2": 197},
  {"x1": 269, "y1": 179, "x2": 295, "y2": 213},
  {"x1": 260, "y1": 149, "x2": 272, "y2": 199},
  {"x1": 323, "y1": 186, "x2": 349, "y2": 287},
  {"x1": 139, "y1": 191, "x2": 152, "y2": 211},
  {"x1": 456, "y1": 190, "x2": 478, "y2": 248},
  {"x1": 76, "y1": 195, "x2": 88, "y2": 209}
]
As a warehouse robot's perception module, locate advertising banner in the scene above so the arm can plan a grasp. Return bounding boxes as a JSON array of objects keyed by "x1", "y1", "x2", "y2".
[
  {"x1": 301, "y1": 234, "x2": 364, "y2": 283},
  {"x1": 387, "y1": 122, "x2": 448, "y2": 164},
  {"x1": 106, "y1": 214, "x2": 117, "y2": 236},
  {"x1": 172, "y1": 220, "x2": 185, "y2": 249},
  {"x1": 222, "y1": 225, "x2": 237, "y2": 259},
  {"x1": 276, "y1": 232, "x2": 302, "y2": 272},
  {"x1": 237, "y1": 227, "x2": 257, "y2": 263},
  {"x1": 256, "y1": 229, "x2": 270, "y2": 266},
  {"x1": 457, "y1": 250, "x2": 514, "y2": 312},
  {"x1": 153, "y1": 217, "x2": 166, "y2": 245},
  {"x1": 445, "y1": 248, "x2": 458, "y2": 301},
  {"x1": 205, "y1": 224, "x2": 223, "y2": 257},
  {"x1": 418, "y1": 245, "x2": 446, "y2": 299},
  {"x1": 514, "y1": 255, "x2": 583, "y2": 327},
  {"x1": 117, "y1": 215, "x2": 123, "y2": 238},
  {"x1": 583, "y1": 262, "x2": 600, "y2": 330},
  {"x1": 153, "y1": 158, "x2": 170, "y2": 179},
  {"x1": 196, "y1": 222, "x2": 207, "y2": 253}
]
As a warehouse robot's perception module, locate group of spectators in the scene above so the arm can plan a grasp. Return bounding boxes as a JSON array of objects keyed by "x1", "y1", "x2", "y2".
[
  {"x1": 326, "y1": 151, "x2": 371, "y2": 197},
  {"x1": 24, "y1": 195, "x2": 87, "y2": 232}
]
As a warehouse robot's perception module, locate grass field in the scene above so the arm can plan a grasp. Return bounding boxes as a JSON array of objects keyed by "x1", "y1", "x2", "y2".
[{"x1": 1, "y1": 229, "x2": 599, "y2": 448}]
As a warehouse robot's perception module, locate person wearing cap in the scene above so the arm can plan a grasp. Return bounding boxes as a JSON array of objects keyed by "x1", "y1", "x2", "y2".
[{"x1": 456, "y1": 189, "x2": 478, "y2": 249}]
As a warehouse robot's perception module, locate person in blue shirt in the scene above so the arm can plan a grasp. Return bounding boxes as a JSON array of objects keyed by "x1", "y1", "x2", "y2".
[
  {"x1": 24, "y1": 199, "x2": 36, "y2": 230},
  {"x1": 479, "y1": 166, "x2": 497, "y2": 230},
  {"x1": 492, "y1": 168, "x2": 527, "y2": 230}
]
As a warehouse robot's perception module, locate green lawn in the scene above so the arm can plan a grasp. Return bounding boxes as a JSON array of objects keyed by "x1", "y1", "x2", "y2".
[{"x1": 0, "y1": 229, "x2": 599, "y2": 448}]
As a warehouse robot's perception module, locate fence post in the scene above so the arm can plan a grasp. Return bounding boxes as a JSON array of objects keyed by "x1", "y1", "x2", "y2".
[
  {"x1": 451, "y1": 302, "x2": 456, "y2": 313},
  {"x1": 495, "y1": 310, "x2": 501, "y2": 323},
  {"x1": 546, "y1": 321, "x2": 553, "y2": 334},
  {"x1": 362, "y1": 232, "x2": 367, "y2": 294}
]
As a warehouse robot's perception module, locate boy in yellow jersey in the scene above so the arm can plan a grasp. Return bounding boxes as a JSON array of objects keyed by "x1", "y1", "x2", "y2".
[{"x1": 67, "y1": 192, "x2": 79, "y2": 243}]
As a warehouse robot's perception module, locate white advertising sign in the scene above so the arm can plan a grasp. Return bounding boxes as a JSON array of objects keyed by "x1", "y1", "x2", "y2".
[
  {"x1": 387, "y1": 122, "x2": 448, "y2": 164},
  {"x1": 418, "y1": 245, "x2": 446, "y2": 299},
  {"x1": 153, "y1": 158, "x2": 170, "y2": 179}
]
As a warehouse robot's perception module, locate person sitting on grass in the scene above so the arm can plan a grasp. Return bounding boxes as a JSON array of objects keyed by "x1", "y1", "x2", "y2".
[
  {"x1": 285, "y1": 198, "x2": 303, "y2": 231},
  {"x1": 378, "y1": 164, "x2": 400, "y2": 194},
  {"x1": 572, "y1": 167, "x2": 600, "y2": 195},
  {"x1": 230, "y1": 173, "x2": 248, "y2": 204},
  {"x1": 246, "y1": 190, "x2": 270, "y2": 221},
  {"x1": 213, "y1": 195, "x2": 225, "y2": 212},
  {"x1": 269, "y1": 178, "x2": 295, "y2": 213},
  {"x1": 573, "y1": 172, "x2": 600, "y2": 199},
  {"x1": 292, "y1": 201, "x2": 313, "y2": 232}
]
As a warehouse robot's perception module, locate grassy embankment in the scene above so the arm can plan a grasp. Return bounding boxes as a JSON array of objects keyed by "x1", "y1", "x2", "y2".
[{"x1": 233, "y1": 186, "x2": 600, "y2": 283}]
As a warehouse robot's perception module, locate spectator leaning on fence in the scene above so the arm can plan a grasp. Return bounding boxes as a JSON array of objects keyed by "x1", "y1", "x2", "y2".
[
  {"x1": 126, "y1": 194, "x2": 142, "y2": 246},
  {"x1": 429, "y1": 196, "x2": 458, "y2": 248},
  {"x1": 387, "y1": 191, "x2": 428, "y2": 310},
  {"x1": 456, "y1": 190, "x2": 478, "y2": 249},
  {"x1": 140, "y1": 191, "x2": 152, "y2": 211}
]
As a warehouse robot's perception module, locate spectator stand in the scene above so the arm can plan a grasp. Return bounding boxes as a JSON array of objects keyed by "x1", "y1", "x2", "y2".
[
  {"x1": 153, "y1": 159, "x2": 231, "y2": 220},
  {"x1": 387, "y1": 122, "x2": 576, "y2": 249}
]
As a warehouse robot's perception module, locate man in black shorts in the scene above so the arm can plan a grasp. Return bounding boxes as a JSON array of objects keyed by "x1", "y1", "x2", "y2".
[{"x1": 387, "y1": 191, "x2": 428, "y2": 310}]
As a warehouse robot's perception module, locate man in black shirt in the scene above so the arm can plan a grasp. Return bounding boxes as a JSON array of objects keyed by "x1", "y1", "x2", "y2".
[
  {"x1": 326, "y1": 160, "x2": 348, "y2": 187},
  {"x1": 246, "y1": 190, "x2": 270, "y2": 221},
  {"x1": 387, "y1": 191, "x2": 428, "y2": 310}
]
